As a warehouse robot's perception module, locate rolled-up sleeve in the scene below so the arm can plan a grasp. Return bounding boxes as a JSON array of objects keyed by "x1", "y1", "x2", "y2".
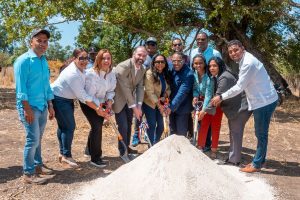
[
  {"x1": 14, "y1": 58, "x2": 29, "y2": 101},
  {"x1": 46, "y1": 84, "x2": 54, "y2": 100}
]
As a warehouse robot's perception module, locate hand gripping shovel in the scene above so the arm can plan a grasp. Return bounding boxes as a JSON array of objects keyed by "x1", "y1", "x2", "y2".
[
  {"x1": 100, "y1": 103, "x2": 131, "y2": 163},
  {"x1": 192, "y1": 97, "x2": 204, "y2": 146},
  {"x1": 159, "y1": 97, "x2": 170, "y2": 139}
]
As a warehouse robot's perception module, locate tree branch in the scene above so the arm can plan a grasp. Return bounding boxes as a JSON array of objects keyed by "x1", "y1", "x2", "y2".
[{"x1": 289, "y1": 0, "x2": 300, "y2": 8}]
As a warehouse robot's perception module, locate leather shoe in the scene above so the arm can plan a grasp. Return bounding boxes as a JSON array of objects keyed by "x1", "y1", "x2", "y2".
[
  {"x1": 225, "y1": 159, "x2": 240, "y2": 166},
  {"x1": 239, "y1": 164, "x2": 260, "y2": 173},
  {"x1": 128, "y1": 147, "x2": 138, "y2": 154}
]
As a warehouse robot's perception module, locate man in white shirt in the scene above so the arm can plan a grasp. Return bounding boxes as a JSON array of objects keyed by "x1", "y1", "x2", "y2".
[{"x1": 211, "y1": 40, "x2": 278, "y2": 173}]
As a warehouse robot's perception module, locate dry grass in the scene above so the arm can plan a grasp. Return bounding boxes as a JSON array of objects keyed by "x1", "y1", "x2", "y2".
[
  {"x1": 0, "y1": 67, "x2": 14, "y2": 88},
  {"x1": 0, "y1": 60, "x2": 62, "y2": 88}
]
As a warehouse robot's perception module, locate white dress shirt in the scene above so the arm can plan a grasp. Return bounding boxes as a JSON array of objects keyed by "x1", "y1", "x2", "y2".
[
  {"x1": 85, "y1": 68, "x2": 117, "y2": 106},
  {"x1": 51, "y1": 61, "x2": 93, "y2": 103},
  {"x1": 221, "y1": 51, "x2": 278, "y2": 110}
]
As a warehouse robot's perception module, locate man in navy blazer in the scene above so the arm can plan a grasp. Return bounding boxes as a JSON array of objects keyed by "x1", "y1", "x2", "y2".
[{"x1": 166, "y1": 52, "x2": 194, "y2": 136}]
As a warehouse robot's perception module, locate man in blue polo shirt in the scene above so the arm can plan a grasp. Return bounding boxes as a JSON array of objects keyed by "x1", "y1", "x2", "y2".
[{"x1": 14, "y1": 29, "x2": 55, "y2": 184}]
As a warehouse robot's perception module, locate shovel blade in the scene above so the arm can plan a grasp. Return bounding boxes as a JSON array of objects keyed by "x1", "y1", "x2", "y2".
[{"x1": 120, "y1": 154, "x2": 131, "y2": 163}]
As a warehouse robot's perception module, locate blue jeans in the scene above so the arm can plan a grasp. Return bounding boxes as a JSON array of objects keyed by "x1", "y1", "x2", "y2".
[
  {"x1": 18, "y1": 106, "x2": 48, "y2": 175},
  {"x1": 252, "y1": 100, "x2": 277, "y2": 168},
  {"x1": 142, "y1": 103, "x2": 164, "y2": 145},
  {"x1": 52, "y1": 96, "x2": 75, "y2": 157}
]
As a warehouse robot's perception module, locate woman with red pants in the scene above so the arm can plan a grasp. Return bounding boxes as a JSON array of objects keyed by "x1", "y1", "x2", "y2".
[{"x1": 197, "y1": 57, "x2": 225, "y2": 159}]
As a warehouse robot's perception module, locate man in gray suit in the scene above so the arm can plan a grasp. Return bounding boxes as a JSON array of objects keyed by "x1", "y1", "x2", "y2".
[{"x1": 113, "y1": 46, "x2": 148, "y2": 159}]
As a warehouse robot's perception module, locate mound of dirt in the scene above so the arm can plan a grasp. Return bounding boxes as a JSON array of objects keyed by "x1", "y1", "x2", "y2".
[{"x1": 72, "y1": 135, "x2": 274, "y2": 200}]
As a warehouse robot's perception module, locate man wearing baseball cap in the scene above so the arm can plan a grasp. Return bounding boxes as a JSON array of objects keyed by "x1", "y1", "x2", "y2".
[
  {"x1": 14, "y1": 28, "x2": 55, "y2": 184},
  {"x1": 143, "y1": 37, "x2": 158, "y2": 69},
  {"x1": 86, "y1": 47, "x2": 98, "y2": 69}
]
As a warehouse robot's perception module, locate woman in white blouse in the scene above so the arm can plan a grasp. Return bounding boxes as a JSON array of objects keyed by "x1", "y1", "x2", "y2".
[
  {"x1": 80, "y1": 49, "x2": 116, "y2": 168},
  {"x1": 51, "y1": 48, "x2": 105, "y2": 169}
]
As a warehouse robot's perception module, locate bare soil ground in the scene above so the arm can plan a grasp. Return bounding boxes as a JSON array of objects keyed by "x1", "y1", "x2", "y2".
[{"x1": 0, "y1": 97, "x2": 299, "y2": 200}]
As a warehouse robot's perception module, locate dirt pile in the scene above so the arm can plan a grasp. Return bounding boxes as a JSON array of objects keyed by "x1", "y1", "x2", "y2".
[{"x1": 73, "y1": 135, "x2": 274, "y2": 200}]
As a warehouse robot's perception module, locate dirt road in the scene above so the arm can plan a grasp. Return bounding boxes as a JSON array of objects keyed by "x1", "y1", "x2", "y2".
[{"x1": 0, "y1": 98, "x2": 299, "y2": 200}]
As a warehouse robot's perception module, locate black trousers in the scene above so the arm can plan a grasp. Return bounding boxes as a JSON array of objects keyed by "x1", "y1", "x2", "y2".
[
  {"x1": 80, "y1": 102, "x2": 104, "y2": 162},
  {"x1": 115, "y1": 104, "x2": 133, "y2": 156}
]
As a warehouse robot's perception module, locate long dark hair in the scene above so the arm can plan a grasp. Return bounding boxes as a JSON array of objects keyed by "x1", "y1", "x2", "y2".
[
  {"x1": 207, "y1": 56, "x2": 226, "y2": 77},
  {"x1": 73, "y1": 48, "x2": 87, "y2": 58},
  {"x1": 150, "y1": 54, "x2": 171, "y2": 85}
]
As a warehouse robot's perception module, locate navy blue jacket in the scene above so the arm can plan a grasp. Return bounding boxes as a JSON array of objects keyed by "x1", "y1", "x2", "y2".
[{"x1": 169, "y1": 64, "x2": 194, "y2": 114}]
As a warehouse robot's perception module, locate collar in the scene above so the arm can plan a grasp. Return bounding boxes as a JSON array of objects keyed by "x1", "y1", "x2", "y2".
[
  {"x1": 28, "y1": 49, "x2": 44, "y2": 58},
  {"x1": 238, "y1": 51, "x2": 246, "y2": 65},
  {"x1": 198, "y1": 46, "x2": 209, "y2": 54}
]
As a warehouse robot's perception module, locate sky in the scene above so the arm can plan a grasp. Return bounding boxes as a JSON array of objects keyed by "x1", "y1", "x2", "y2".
[{"x1": 55, "y1": 21, "x2": 80, "y2": 48}]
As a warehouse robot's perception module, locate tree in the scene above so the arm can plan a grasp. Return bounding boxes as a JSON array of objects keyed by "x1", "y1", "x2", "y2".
[
  {"x1": 46, "y1": 43, "x2": 73, "y2": 61},
  {"x1": 1, "y1": 0, "x2": 299, "y2": 89}
]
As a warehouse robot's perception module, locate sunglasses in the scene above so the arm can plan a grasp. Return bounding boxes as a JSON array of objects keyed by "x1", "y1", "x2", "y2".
[
  {"x1": 154, "y1": 61, "x2": 165, "y2": 64},
  {"x1": 172, "y1": 60, "x2": 182, "y2": 64},
  {"x1": 173, "y1": 43, "x2": 182, "y2": 47},
  {"x1": 78, "y1": 56, "x2": 89, "y2": 61}
]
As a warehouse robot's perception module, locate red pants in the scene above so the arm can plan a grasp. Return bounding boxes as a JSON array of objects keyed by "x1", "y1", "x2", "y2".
[{"x1": 198, "y1": 106, "x2": 223, "y2": 149}]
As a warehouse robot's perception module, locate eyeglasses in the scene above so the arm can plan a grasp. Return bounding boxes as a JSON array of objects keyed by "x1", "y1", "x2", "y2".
[
  {"x1": 154, "y1": 61, "x2": 165, "y2": 64},
  {"x1": 78, "y1": 56, "x2": 89, "y2": 61},
  {"x1": 172, "y1": 60, "x2": 182, "y2": 64},
  {"x1": 173, "y1": 43, "x2": 182, "y2": 47}
]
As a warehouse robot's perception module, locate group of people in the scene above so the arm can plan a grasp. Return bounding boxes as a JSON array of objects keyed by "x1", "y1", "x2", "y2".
[{"x1": 14, "y1": 28, "x2": 278, "y2": 185}]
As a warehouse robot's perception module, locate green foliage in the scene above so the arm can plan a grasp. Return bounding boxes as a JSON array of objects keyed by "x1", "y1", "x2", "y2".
[
  {"x1": 46, "y1": 43, "x2": 73, "y2": 61},
  {"x1": 0, "y1": 52, "x2": 12, "y2": 67},
  {"x1": 0, "y1": 0, "x2": 299, "y2": 76}
]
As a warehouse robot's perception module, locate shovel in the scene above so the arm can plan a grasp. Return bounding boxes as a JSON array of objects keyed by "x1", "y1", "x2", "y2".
[
  {"x1": 139, "y1": 121, "x2": 152, "y2": 147},
  {"x1": 100, "y1": 103, "x2": 131, "y2": 163},
  {"x1": 159, "y1": 97, "x2": 170, "y2": 139},
  {"x1": 192, "y1": 98, "x2": 203, "y2": 146},
  {"x1": 109, "y1": 118, "x2": 131, "y2": 163}
]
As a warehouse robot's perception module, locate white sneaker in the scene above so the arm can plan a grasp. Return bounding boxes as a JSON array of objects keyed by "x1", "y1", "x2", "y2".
[{"x1": 61, "y1": 157, "x2": 79, "y2": 168}]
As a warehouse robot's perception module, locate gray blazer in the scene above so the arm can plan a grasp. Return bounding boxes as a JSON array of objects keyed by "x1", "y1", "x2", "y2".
[
  {"x1": 205, "y1": 70, "x2": 248, "y2": 119},
  {"x1": 112, "y1": 58, "x2": 146, "y2": 113}
]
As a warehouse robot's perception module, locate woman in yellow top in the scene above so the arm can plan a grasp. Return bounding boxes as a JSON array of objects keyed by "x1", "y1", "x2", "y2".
[{"x1": 143, "y1": 54, "x2": 171, "y2": 145}]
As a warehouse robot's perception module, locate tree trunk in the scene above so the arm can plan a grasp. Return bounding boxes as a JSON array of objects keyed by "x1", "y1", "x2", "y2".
[{"x1": 217, "y1": 24, "x2": 290, "y2": 91}]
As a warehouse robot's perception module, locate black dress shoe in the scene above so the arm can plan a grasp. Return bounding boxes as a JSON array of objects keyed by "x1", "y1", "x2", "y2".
[
  {"x1": 128, "y1": 147, "x2": 138, "y2": 154},
  {"x1": 224, "y1": 159, "x2": 240, "y2": 166}
]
